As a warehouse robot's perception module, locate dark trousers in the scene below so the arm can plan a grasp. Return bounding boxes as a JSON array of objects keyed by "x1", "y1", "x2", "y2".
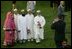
[
  {"x1": 54, "y1": 33, "x2": 65, "y2": 48},
  {"x1": 55, "y1": 40, "x2": 61, "y2": 48}
]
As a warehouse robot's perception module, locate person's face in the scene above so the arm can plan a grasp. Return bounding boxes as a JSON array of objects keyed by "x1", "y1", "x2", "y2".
[
  {"x1": 14, "y1": 11, "x2": 18, "y2": 14},
  {"x1": 28, "y1": 11, "x2": 32, "y2": 14},
  {"x1": 37, "y1": 12, "x2": 41, "y2": 15},
  {"x1": 62, "y1": 2, "x2": 64, "y2": 6},
  {"x1": 62, "y1": 41, "x2": 67, "y2": 46},
  {"x1": 21, "y1": 12, "x2": 24, "y2": 14}
]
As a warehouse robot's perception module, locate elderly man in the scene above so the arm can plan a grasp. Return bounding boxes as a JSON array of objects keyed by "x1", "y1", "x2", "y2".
[
  {"x1": 27, "y1": 1, "x2": 36, "y2": 14},
  {"x1": 34, "y1": 10, "x2": 46, "y2": 43},
  {"x1": 58, "y1": 1, "x2": 65, "y2": 20},
  {"x1": 17, "y1": 9, "x2": 27, "y2": 43},
  {"x1": 25, "y1": 9, "x2": 34, "y2": 41}
]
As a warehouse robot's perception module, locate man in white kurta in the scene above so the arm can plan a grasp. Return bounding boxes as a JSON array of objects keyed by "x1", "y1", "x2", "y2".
[
  {"x1": 34, "y1": 10, "x2": 46, "y2": 43},
  {"x1": 13, "y1": 8, "x2": 20, "y2": 42},
  {"x1": 25, "y1": 9, "x2": 34, "y2": 41},
  {"x1": 17, "y1": 9, "x2": 27, "y2": 43},
  {"x1": 27, "y1": 1, "x2": 36, "y2": 13}
]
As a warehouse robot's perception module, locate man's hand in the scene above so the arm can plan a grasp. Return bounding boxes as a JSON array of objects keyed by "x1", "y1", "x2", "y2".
[
  {"x1": 37, "y1": 21, "x2": 42, "y2": 28},
  {"x1": 3, "y1": 28, "x2": 6, "y2": 30},
  {"x1": 37, "y1": 21, "x2": 41, "y2": 26},
  {"x1": 27, "y1": 29, "x2": 30, "y2": 34},
  {"x1": 53, "y1": 18, "x2": 59, "y2": 23}
]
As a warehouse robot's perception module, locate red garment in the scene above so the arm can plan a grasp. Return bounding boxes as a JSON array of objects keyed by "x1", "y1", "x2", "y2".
[{"x1": 3, "y1": 11, "x2": 15, "y2": 46}]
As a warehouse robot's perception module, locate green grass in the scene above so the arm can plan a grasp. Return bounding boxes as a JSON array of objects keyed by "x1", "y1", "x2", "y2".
[{"x1": 1, "y1": 1, "x2": 71, "y2": 48}]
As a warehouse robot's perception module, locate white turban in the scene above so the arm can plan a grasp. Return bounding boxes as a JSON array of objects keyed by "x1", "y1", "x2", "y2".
[
  {"x1": 36, "y1": 10, "x2": 41, "y2": 13},
  {"x1": 13, "y1": 8, "x2": 17, "y2": 12},
  {"x1": 27, "y1": 9, "x2": 31, "y2": 12},
  {"x1": 21, "y1": 9, "x2": 25, "y2": 12}
]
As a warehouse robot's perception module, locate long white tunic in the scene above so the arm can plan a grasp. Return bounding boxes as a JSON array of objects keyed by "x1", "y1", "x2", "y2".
[
  {"x1": 17, "y1": 15, "x2": 27, "y2": 40},
  {"x1": 14, "y1": 14, "x2": 20, "y2": 30},
  {"x1": 25, "y1": 14, "x2": 34, "y2": 39},
  {"x1": 27, "y1": 1, "x2": 36, "y2": 13},
  {"x1": 34, "y1": 15, "x2": 46, "y2": 39},
  {"x1": 14, "y1": 14, "x2": 20, "y2": 40}
]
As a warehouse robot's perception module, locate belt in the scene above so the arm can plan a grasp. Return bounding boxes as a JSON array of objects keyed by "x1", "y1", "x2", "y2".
[{"x1": 5, "y1": 29, "x2": 15, "y2": 31}]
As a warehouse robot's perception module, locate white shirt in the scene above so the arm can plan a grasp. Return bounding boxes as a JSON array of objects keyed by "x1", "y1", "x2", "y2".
[
  {"x1": 25, "y1": 13, "x2": 34, "y2": 29},
  {"x1": 34, "y1": 15, "x2": 46, "y2": 27}
]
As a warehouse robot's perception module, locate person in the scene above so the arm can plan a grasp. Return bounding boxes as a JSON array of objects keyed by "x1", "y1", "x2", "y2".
[
  {"x1": 59, "y1": 39, "x2": 71, "y2": 48},
  {"x1": 12, "y1": 1, "x2": 16, "y2": 10},
  {"x1": 58, "y1": 1, "x2": 65, "y2": 20},
  {"x1": 17, "y1": 9, "x2": 27, "y2": 43},
  {"x1": 51, "y1": 15, "x2": 66, "y2": 48},
  {"x1": 50, "y1": 1, "x2": 60, "y2": 9},
  {"x1": 50, "y1": 1, "x2": 54, "y2": 9},
  {"x1": 27, "y1": 1, "x2": 36, "y2": 14},
  {"x1": 3, "y1": 10, "x2": 16, "y2": 47},
  {"x1": 25, "y1": 9, "x2": 34, "y2": 41},
  {"x1": 34, "y1": 10, "x2": 46, "y2": 43},
  {"x1": 50, "y1": 1, "x2": 54, "y2": 7},
  {"x1": 13, "y1": 8, "x2": 20, "y2": 43}
]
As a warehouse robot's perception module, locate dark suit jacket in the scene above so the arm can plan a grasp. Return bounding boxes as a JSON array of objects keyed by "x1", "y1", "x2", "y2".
[{"x1": 51, "y1": 20, "x2": 66, "y2": 41}]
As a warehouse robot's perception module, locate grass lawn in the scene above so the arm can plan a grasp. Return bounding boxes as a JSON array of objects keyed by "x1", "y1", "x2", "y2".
[{"x1": 1, "y1": 1, "x2": 71, "y2": 48}]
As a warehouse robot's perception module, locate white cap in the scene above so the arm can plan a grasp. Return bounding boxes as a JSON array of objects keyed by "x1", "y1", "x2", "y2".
[
  {"x1": 36, "y1": 10, "x2": 41, "y2": 13},
  {"x1": 13, "y1": 8, "x2": 17, "y2": 11},
  {"x1": 21, "y1": 9, "x2": 24, "y2": 12},
  {"x1": 27, "y1": 9, "x2": 31, "y2": 12}
]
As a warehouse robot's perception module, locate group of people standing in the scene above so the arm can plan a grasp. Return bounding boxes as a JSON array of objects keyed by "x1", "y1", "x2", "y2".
[
  {"x1": 2, "y1": 1, "x2": 71, "y2": 48},
  {"x1": 13, "y1": 8, "x2": 46, "y2": 44},
  {"x1": 3, "y1": 1, "x2": 46, "y2": 47}
]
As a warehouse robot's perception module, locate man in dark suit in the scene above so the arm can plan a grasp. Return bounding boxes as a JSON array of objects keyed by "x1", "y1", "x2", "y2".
[{"x1": 51, "y1": 15, "x2": 66, "y2": 48}]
